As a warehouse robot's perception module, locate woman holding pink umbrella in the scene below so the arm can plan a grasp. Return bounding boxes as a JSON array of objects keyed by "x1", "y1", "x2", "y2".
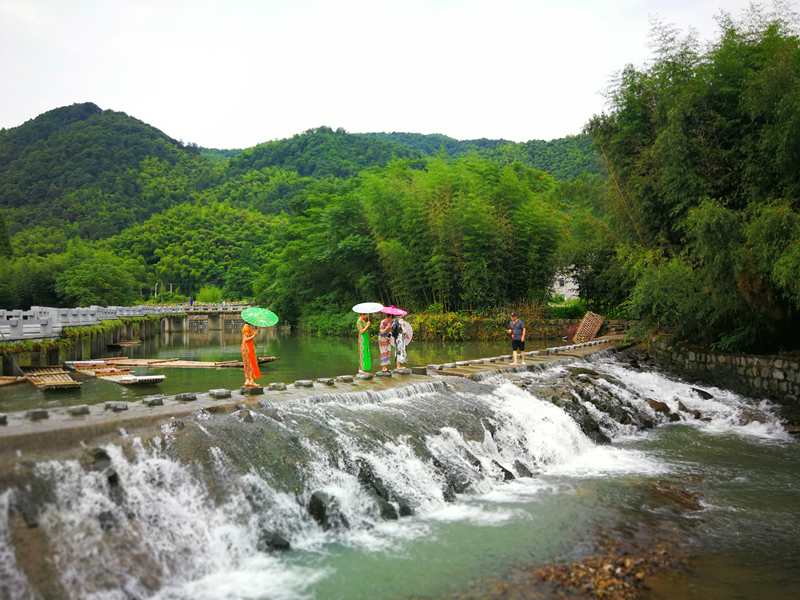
[{"x1": 382, "y1": 305, "x2": 411, "y2": 369}]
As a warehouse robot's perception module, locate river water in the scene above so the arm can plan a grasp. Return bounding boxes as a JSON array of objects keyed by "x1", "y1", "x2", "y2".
[
  {"x1": 1, "y1": 339, "x2": 799, "y2": 599},
  {"x1": 1, "y1": 329, "x2": 544, "y2": 412}
]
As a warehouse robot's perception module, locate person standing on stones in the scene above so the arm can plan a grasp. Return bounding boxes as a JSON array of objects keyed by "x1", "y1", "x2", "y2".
[
  {"x1": 241, "y1": 323, "x2": 260, "y2": 387},
  {"x1": 507, "y1": 312, "x2": 526, "y2": 365},
  {"x1": 393, "y1": 314, "x2": 410, "y2": 369},
  {"x1": 357, "y1": 313, "x2": 372, "y2": 373},
  {"x1": 378, "y1": 313, "x2": 392, "y2": 371}
]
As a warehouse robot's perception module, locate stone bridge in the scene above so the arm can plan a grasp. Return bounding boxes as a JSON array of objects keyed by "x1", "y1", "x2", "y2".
[{"x1": 0, "y1": 304, "x2": 252, "y2": 342}]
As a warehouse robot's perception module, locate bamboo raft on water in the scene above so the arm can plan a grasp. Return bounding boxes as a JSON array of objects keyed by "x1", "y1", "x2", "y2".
[
  {"x1": 98, "y1": 374, "x2": 166, "y2": 385},
  {"x1": 0, "y1": 375, "x2": 29, "y2": 387},
  {"x1": 22, "y1": 367, "x2": 83, "y2": 390},
  {"x1": 107, "y1": 340, "x2": 142, "y2": 348},
  {"x1": 65, "y1": 357, "x2": 280, "y2": 370}
]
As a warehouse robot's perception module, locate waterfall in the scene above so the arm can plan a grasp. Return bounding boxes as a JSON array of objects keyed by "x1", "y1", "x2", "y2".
[{"x1": 1, "y1": 354, "x2": 790, "y2": 599}]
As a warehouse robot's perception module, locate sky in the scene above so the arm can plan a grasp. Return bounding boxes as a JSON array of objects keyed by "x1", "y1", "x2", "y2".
[{"x1": 0, "y1": 0, "x2": 792, "y2": 149}]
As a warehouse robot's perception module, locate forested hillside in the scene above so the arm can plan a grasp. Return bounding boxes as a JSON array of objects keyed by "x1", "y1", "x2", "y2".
[
  {"x1": 362, "y1": 132, "x2": 605, "y2": 179},
  {"x1": 227, "y1": 126, "x2": 421, "y2": 179},
  {"x1": 578, "y1": 6, "x2": 800, "y2": 352},
  {"x1": 0, "y1": 100, "x2": 607, "y2": 318}
]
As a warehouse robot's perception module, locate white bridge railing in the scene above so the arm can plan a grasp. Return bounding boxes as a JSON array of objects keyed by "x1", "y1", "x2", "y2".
[{"x1": 0, "y1": 304, "x2": 251, "y2": 342}]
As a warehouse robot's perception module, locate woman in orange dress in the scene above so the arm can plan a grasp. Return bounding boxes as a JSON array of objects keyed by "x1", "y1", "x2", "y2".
[{"x1": 241, "y1": 323, "x2": 260, "y2": 387}]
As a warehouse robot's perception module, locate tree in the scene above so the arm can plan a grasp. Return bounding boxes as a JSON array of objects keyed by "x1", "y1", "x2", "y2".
[
  {"x1": 55, "y1": 251, "x2": 136, "y2": 306},
  {"x1": 0, "y1": 209, "x2": 11, "y2": 259},
  {"x1": 586, "y1": 3, "x2": 800, "y2": 351}
]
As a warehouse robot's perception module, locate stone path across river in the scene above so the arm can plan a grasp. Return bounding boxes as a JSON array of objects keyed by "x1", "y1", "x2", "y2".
[{"x1": 0, "y1": 336, "x2": 628, "y2": 463}]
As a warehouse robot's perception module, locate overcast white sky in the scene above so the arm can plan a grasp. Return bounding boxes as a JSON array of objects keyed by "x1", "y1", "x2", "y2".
[{"x1": 0, "y1": 0, "x2": 790, "y2": 149}]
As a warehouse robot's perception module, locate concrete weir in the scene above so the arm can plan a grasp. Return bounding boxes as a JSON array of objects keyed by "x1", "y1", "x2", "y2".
[{"x1": 0, "y1": 337, "x2": 627, "y2": 461}]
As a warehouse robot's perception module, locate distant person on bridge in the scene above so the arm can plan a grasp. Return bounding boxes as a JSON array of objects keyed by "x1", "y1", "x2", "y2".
[{"x1": 241, "y1": 323, "x2": 260, "y2": 387}]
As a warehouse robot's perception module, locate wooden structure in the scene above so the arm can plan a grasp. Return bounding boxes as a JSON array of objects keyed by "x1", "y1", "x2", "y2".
[
  {"x1": 65, "y1": 357, "x2": 279, "y2": 370},
  {"x1": 574, "y1": 311, "x2": 605, "y2": 343},
  {"x1": 107, "y1": 340, "x2": 141, "y2": 348},
  {"x1": 23, "y1": 367, "x2": 83, "y2": 390},
  {"x1": 0, "y1": 376, "x2": 28, "y2": 387},
  {"x1": 98, "y1": 374, "x2": 166, "y2": 386}
]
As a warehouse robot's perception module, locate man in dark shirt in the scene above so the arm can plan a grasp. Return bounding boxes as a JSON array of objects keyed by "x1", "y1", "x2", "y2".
[{"x1": 507, "y1": 312, "x2": 526, "y2": 365}]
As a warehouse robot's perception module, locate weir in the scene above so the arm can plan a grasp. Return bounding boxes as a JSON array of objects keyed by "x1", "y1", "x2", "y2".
[{"x1": 1, "y1": 335, "x2": 797, "y2": 600}]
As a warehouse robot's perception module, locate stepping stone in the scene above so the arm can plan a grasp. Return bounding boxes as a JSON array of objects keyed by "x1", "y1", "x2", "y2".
[
  {"x1": 209, "y1": 389, "x2": 231, "y2": 399},
  {"x1": 394, "y1": 368, "x2": 412, "y2": 375},
  {"x1": 500, "y1": 355, "x2": 512, "y2": 359},
  {"x1": 176, "y1": 393, "x2": 197, "y2": 402},
  {"x1": 456, "y1": 361, "x2": 471, "y2": 366},
  {"x1": 104, "y1": 402, "x2": 128, "y2": 412},
  {"x1": 443, "y1": 363, "x2": 456, "y2": 368},
  {"x1": 27, "y1": 408, "x2": 49, "y2": 420},
  {"x1": 142, "y1": 396, "x2": 164, "y2": 406},
  {"x1": 294, "y1": 380, "x2": 313, "y2": 388},
  {"x1": 488, "y1": 357, "x2": 497, "y2": 363},
  {"x1": 269, "y1": 382, "x2": 287, "y2": 391},
  {"x1": 375, "y1": 371, "x2": 392, "y2": 377},
  {"x1": 427, "y1": 364, "x2": 444, "y2": 370},
  {"x1": 317, "y1": 378, "x2": 335, "y2": 385},
  {"x1": 68, "y1": 405, "x2": 90, "y2": 416},
  {"x1": 241, "y1": 386, "x2": 264, "y2": 395},
  {"x1": 411, "y1": 366, "x2": 427, "y2": 375},
  {"x1": 0, "y1": 413, "x2": 7, "y2": 425},
  {"x1": 356, "y1": 372, "x2": 373, "y2": 380},
  {"x1": 469, "y1": 360, "x2": 484, "y2": 365},
  {"x1": 337, "y1": 375, "x2": 354, "y2": 383}
]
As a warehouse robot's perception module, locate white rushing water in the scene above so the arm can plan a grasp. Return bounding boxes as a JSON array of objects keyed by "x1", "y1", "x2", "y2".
[{"x1": 1, "y1": 355, "x2": 792, "y2": 600}]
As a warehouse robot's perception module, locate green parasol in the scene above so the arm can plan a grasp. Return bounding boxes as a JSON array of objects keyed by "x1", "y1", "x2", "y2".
[{"x1": 241, "y1": 307, "x2": 279, "y2": 327}]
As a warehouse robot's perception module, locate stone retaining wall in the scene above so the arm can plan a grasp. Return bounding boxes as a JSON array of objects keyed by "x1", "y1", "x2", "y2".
[{"x1": 649, "y1": 337, "x2": 800, "y2": 403}]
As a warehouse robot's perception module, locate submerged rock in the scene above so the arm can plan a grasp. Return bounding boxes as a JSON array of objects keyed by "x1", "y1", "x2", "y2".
[
  {"x1": 308, "y1": 491, "x2": 349, "y2": 530},
  {"x1": 691, "y1": 387, "x2": 715, "y2": 400},
  {"x1": 256, "y1": 530, "x2": 291, "y2": 552}
]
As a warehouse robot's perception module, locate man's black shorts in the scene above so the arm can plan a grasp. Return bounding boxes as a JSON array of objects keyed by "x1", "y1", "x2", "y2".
[{"x1": 512, "y1": 339, "x2": 525, "y2": 351}]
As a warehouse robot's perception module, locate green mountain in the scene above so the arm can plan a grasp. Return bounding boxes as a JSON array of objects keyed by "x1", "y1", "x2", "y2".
[
  {"x1": 0, "y1": 103, "x2": 607, "y2": 314},
  {"x1": 0, "y1": 103, "x2": 223, "y2": 238},
  {"x1": 226, "y1": 126, "x2": 422, "y2": 179},
  {"x1": 361, "y1": 132, "x2": 605, "y2": 179}
]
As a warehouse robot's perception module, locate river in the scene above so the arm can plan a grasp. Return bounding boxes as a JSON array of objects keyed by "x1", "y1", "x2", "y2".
[{"x1": 0, "y1": 336, "x2": 798, "y2": 599}]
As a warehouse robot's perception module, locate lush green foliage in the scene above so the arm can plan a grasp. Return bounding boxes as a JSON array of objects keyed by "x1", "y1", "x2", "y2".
[
  {"x1": 1, "y1": 98, "x2": 611, "y2": 336},
  {"x1": 258, "y1": 158, "x2": 568, "y2": 323},
  {"x1": 228, "y1": 126, "x2": 421, "y2": 179},
  {"x1": 0, "y1": 209, "x2": 11, "y2": 258},
  {"x1": 586, "y1": 4, "x2": 800, "y2": 351},
  {"x1": 362, "y1": 132, "x2": 605, "y2": 179}
]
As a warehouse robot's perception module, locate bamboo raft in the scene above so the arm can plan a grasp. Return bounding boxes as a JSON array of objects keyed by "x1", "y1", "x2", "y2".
[
  {"x1": 107, "y1": 340, "x2": 142, "y2": 348},
  {"x1": 65, "y1": 357, "x2": 279, "y2": 370},
  {"x1": 0, "y1": 376, "x2": 28, "y2": 387},
  {"x1": 98, "y1": 374, "x2": 166, "y2": 385},
  {"x1": 109, "y1": 357, "x2": 280, "y2": 369},
  {"x1": 23, "y1": 367, "x2": 83, "y2": 390}
]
